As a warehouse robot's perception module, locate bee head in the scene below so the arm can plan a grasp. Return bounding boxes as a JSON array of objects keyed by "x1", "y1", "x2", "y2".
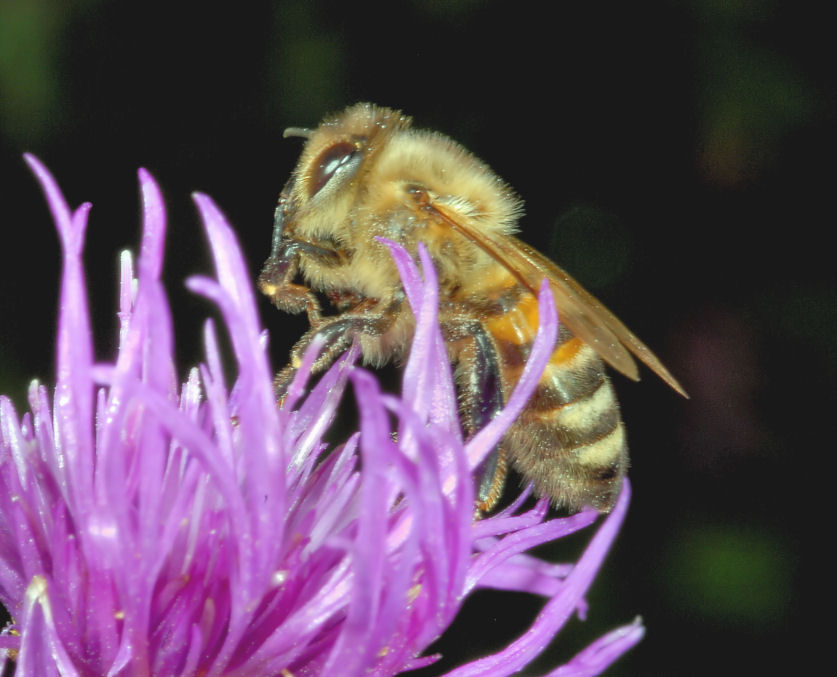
[{"x1": 275, "y1": 103, "x2": 411, "y2": 249}]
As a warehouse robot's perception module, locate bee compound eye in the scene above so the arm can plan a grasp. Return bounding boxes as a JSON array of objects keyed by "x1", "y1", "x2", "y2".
[{"x1": 309, "y1": 141, "x2": 359, "y2": 196}]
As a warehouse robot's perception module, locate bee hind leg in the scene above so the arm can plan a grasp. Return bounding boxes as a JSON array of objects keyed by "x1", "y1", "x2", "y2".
[{"x1": 446, "y1": 320, "x2": 508, "y2": 513}]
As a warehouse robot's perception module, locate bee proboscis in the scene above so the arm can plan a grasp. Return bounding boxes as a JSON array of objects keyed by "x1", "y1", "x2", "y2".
[{"x1": 259, "y1": 103, "x2": 687, "y2": 513}]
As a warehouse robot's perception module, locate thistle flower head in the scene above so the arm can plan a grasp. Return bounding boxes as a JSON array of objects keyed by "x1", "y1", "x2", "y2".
[{"x1": 0, "y1": 157, "x2": 643, "y2": 675}]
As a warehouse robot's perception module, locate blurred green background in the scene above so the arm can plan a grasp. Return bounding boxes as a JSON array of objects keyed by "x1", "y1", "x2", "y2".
[{"x1": 1, "y1": 1, "x2": 829, "y2": 674}]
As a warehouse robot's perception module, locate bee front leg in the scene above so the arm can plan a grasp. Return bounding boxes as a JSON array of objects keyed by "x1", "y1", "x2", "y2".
[{"x1": 259, "y1": 238, "x2": 342, "y2": 326}]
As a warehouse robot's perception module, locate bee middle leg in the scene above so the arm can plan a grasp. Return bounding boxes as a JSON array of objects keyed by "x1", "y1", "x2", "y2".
[{"x1": 274, "y1": 297, "x2": 400, "y2": 399}]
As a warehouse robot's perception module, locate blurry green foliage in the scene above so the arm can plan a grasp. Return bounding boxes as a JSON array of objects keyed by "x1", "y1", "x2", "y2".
[
  {"x1": 663, "y1": 524, "x2": 794, "y2": 628},
  {"x1": 270, "y1": 1, "x2": 347, "y2": 123},
  {"x1": 694, "y1": 0, "x2": 816, "y2": 185},
  {"x1": 0, "y1": 1, "x2": 63, "y2": 144}
]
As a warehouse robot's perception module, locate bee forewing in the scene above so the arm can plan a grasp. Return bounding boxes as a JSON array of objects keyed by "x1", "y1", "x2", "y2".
[
  {"x1": 507, "y1": 236, "x2": 688, "y2": 397},
  {"x1": 430, "y1": 203, "x2": 688, "y2": 397}
]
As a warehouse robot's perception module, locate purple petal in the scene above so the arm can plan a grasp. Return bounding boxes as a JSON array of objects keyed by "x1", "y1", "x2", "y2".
[
  {"x1": 25, "y1": 154, "x2": 96, "y2": 518},
  {"x1": 545, "y1": 617, "x2": 645, "y2": 677},
  {"x1": 444, "y1": 481, "x2": 632, "y2": 676}
]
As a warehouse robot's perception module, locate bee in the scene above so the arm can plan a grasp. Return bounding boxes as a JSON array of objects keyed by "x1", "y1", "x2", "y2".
[{"x1": 259, "y1": 103, "x2": 687, "y2": 514}]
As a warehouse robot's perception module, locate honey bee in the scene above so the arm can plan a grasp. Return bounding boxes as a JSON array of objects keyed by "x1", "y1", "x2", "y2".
[{"x1": 259, "y1": 103, "x2": 687, "y2": 514}]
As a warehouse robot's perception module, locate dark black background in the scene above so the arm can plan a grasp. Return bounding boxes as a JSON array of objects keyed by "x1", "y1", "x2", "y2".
[{"x1": 1, "y1": 1, "x2": 830, "y2": 674}]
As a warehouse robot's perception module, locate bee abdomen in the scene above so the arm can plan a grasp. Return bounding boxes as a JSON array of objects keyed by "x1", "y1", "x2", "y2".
[{"x1": 506, "y1": 336, "x2": 629, "y2": 512}]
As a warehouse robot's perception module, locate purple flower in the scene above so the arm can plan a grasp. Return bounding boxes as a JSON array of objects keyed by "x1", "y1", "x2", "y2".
[{"x1": 0, "y1": 157, "x2": 643, "y2": 675}]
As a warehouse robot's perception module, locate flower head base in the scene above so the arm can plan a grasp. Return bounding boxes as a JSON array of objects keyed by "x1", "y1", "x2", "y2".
[{"x1": 0, "y1": 157, "x2": 643, "y2": 675}]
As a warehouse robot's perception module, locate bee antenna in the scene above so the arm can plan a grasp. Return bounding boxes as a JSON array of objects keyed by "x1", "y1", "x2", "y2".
[{"x1": 283, "y1": 127, "x2": 312, "y2": 139}]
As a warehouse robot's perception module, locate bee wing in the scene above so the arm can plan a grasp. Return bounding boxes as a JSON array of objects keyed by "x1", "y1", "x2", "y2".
[
  {"x1": 429, "y1": 202, "x2": 688, "y2": 397},
  {"x1": 505, "y1": 235, "x2": 688, "y2": 397}
]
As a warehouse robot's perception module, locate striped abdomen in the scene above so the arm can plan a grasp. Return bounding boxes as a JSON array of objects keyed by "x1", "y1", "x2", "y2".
[{"x1": 481, "y1": 291, "x2": 628, "y2": 512}]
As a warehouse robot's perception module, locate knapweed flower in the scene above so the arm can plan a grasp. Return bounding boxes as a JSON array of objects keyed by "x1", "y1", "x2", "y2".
[{"x1": 0, "y1": 156, "x2": 643, "y2": 676}]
